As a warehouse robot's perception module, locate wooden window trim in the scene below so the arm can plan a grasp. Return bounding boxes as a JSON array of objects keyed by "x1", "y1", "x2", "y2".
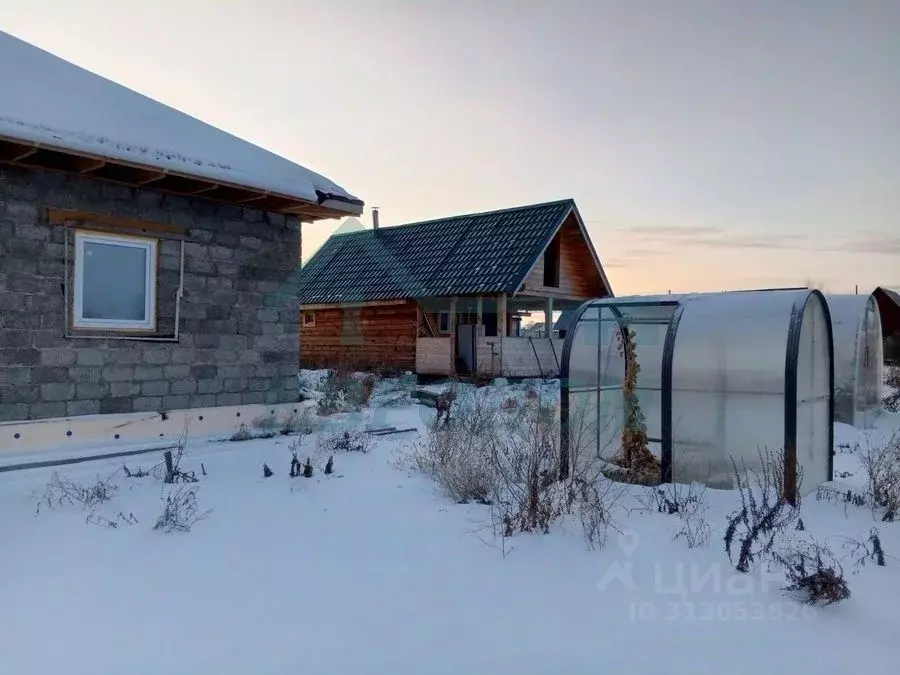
[{"x1": 303, "y1": 311, "x2": 316, "y2": 327}]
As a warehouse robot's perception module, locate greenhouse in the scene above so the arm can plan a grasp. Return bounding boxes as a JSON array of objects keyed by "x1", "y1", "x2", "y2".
[
  {"x1": 827, "y1": 294, "x2": 883, "y2": 429},
  {"x1": 560, "y1": 289, "x2": 834, "y2": 500}
]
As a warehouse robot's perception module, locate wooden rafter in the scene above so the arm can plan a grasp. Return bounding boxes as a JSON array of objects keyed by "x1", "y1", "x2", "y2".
[{"x1": 0, "y1": 135, "x2": 362, "y2": 220}]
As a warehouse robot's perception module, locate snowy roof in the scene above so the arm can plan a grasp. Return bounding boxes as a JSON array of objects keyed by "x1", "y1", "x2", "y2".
[{"x1": 0, "y1": 31, "x2": 361, "y2": 215}]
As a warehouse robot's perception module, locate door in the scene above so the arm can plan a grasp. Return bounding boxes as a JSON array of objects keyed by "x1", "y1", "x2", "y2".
[{"x1": 457, "y1": 324, "x2": 476, "y2": 374}]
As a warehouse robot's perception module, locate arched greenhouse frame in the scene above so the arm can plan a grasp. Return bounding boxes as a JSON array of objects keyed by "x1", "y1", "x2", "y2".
[{"x1": 559, "y1": 289, "x2": 834, "y2": 500}]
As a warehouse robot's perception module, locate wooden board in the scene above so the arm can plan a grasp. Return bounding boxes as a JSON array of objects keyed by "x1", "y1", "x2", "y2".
[
  {"x1": 416, "y1": 337, "x2": 453, "y2": 375},
  {"x1": 476, "y1": 336, "x2": 564, "y2": 378}
]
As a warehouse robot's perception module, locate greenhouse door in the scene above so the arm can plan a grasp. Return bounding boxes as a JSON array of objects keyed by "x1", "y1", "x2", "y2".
[{"x1": 794, "y1": 297, "x2": 832, "y2": 493}]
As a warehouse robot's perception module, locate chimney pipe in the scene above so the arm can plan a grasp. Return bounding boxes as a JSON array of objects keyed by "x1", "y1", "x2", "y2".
[{"x1": 372, "y1": 206, "x2": 380, "y2": 230}]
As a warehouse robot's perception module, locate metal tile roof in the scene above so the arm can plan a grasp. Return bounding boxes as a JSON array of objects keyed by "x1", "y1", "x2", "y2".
[{"x1": 296, "y1": 199, "x2": 576, "y2": 304}]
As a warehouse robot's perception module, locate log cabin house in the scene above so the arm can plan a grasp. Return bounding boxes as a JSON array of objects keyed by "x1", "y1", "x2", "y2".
[{"x1": 296, "y1": 199, "x2": 614, "y2": 378}]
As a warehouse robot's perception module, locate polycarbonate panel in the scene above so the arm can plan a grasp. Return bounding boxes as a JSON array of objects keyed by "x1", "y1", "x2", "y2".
[
  {"x1": 568, "y1": 309, "x2": 599, "y2": 390},
  {"x1": 829, "y1": 294, "x2": 883, "y2": 428},
  {"x1": 568, "y1": 390, "x2": 600, "y2": 473},
  {"x1": 670, "y1": 291, "x2": 806, "y2": 488},
  {"x1": 596, "y1": 312, "x2": 625, "y2": 460},
  {"x1": 861, "y1": 297, "x2": 884, "y2": 422},
  {"x1": 795, "y1": 294, "x2": 831, "y2": 491}
]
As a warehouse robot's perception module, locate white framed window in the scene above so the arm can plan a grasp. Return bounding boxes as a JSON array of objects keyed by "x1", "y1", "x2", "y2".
[
  {"x1": 303, "y1": 311, "x2": 316, "y2": 327},
  {"x1": 73, "y1": 230, "x2": 157, "y2": 331},
  {"x1": 438, "y1": 311, "x2": 451, "y2": 334}
]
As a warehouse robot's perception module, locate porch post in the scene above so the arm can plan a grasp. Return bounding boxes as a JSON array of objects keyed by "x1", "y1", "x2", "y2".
[
  {"x1": 450, "y1": 297, "x2": 458, "y2": 374},
  {"x1": 476, "y1": 296, "x2": 483, "y2": 326},
  {"x1": 498, "y1": 294, "x2": 508, "y2": 337},
  {"x1": 545, "y1": 296, "x2": 554, "y2": 337}
]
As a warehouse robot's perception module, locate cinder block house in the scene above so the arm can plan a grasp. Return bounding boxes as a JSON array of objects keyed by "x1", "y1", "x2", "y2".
[
  {"x1": 0, "y1": 31, "x2": 361, "y2": 442},
  {"x1": 296, "y1": 199, "x2": 613, "y2": 378}
]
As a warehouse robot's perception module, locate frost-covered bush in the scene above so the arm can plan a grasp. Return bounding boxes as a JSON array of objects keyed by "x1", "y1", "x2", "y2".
[
  {"x1": 856, "y1": 431, "x2": 900, "y2": 521},
  {"x1": 405, "y1": 389, "x2": 498, "y2": 504},
  {"x1": 724, "y1": 449, "x2": 801, "y2": 573},
  {"x1": 775, "y1": 538, "x2": 850, "y2": 606},
  {"x1": 317, "y1": 368, "x2": 373, "y2": 415},
  {"x1": 320, "y1": 428, "x2": 372, "y2": 454},
  {"x1": 153, "y1": 486, "x2": 209, "y2": 533},
  {"x1": 36, "y1": 473, "x2": 118, "y2": 514}
]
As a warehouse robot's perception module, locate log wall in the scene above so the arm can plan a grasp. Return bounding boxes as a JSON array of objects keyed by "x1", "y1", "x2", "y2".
[{"x1": 300, "y1": 301, "x2": 418, "y2": 371}]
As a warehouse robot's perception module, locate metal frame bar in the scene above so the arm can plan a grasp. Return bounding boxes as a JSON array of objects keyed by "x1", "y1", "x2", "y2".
[
  {"x1": 783, "y1": 289, "x2": 834, "y2": 503},
  {"x1": 660, "y1": 303, "x2": 686, "y2": 483}
]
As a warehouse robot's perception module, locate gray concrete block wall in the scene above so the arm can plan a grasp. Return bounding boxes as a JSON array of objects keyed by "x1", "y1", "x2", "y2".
[{"x1": 0, "y1": 165, "x2": 302, "y2": 422}]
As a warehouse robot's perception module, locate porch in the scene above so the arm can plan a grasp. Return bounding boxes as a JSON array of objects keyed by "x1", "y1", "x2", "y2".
[{"x1": 414, "y1": 294, "x2": 579, "y2": 378}]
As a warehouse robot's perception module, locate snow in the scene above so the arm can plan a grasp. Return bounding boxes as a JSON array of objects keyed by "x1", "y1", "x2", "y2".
[
  {"x1": 0, "y1": 31, "x2": 359, "y2": 209},
  {"x1": 2, "y1": 375, "x2": 900, "y2": 674}
]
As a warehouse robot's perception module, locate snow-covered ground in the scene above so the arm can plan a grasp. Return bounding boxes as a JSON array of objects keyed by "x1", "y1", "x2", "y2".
[{"x1": 3, "y1": 374, "x2": 900, "y2": 674}]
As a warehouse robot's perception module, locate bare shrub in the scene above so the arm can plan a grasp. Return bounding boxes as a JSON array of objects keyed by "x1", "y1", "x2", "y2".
[
  {"x1": 153, "y1": 486, "x2": 209, "y2": 533},
  {"x1": 122, "y1": 464, "x2": 151, "y2": 478},
  {"x1": 229, "y1": 423, "x2": 254, "y2": 442},
  {"x1": 842, "y1": 527, "x2": 888, "y2": 568},
  {"x1": 856, "y1": 431, "x2": 900, "y2": 521},
  {"x1": 569, "y1": 476, "x2": 625, "y2": 551},
  {"x1": 252, "y1": 412, "x2": 281, "y2": 432},
  {"x1": 36, "y1": 473, "x2": 118, "y2": 514},
  {"x1": 724, "y1": 448, "x2": 801, "y2": 573},
  {"x1": 402, "y1": 389, "x2": 498, "y2": 504},
  {"x1": 492, "y1": 387, "x2": 624, "y2": 546},
  {"x1": 86, "y1": 511, "x2": 138, "y2": 529},
  {"x1": 317, "y1": 368, "x2": 370, "y2": 415},
  {"x1": 361, "y1": 374, "x2": 377, "y2": 406},
  {"x1": 370, "y1": 377, "x2": 414, "y2": 407},
  {"x1": 500, "y1": 397, "x2": 518, "y2": 410},
  {"x1": 163, "y1": 431, "x2": 199, "y2": 484},
  {"x1": 320, "y1": 428, "x2": 372, "y2": 454},
  {"x1": 775, "y1": 538, "x2": 850, "y2": 606},
  {"x1": 434, "y1": 385, "x2": 459, "y2": 426},
  {"x1": 884, "y1": 367, "x2": 900, "y2": 412},
  {"x1": 492, "y1": 400, "x2": 565, "y2": 535},
  {"x1": 641, "y1": 481, "x2": 705, "y2": 515},
  {"x1": 638, "y1": 481, "x2": 711, "y2": 549}
]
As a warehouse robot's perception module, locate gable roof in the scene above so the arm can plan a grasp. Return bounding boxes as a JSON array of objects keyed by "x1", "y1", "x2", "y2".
[
  {"x1": 0, "y1": 31, "x2": 361, "y2": 215},
  {"x1": 296, "y1": 199, "x2": 612, "y2": 305}
]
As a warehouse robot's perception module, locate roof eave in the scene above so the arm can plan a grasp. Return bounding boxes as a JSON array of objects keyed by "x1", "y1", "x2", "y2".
[{"x1": 0, "y1": 134, "x2": 363, "y2": 220}]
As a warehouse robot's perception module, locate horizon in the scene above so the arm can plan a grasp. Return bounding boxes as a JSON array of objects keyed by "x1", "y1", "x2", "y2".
[{"x1": 4, "y1": 1, "x2": 898, "y2": 295}]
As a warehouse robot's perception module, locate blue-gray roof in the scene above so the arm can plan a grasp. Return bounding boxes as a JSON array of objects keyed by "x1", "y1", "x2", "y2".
[{"x1": 296, "y1": 199, "x2": 581, "y2": 304}]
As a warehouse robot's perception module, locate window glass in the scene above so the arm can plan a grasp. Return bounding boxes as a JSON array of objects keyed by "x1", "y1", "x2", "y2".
[{"x1": 82, "y1": 241, "x2": 148, "y2": 321}]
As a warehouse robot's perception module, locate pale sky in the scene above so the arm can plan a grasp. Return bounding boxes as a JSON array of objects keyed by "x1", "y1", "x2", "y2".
[{"x1": 4, "y1": 0, "x2": 899, "y2": 295}]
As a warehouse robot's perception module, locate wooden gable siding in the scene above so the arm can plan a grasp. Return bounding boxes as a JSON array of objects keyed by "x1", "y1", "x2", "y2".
[
  {"x1": 300, "y1": 301, "x2": 418, "y2": 371},
  {"x1": 521, "y1": 214, "x2": 605, "y2": 298}
]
